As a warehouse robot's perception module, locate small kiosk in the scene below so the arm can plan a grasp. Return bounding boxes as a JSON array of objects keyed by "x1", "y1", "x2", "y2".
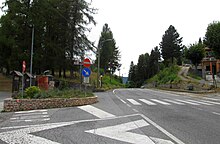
[{"x1": 11, "y1": 71, "x2": 23, "y2": 93}]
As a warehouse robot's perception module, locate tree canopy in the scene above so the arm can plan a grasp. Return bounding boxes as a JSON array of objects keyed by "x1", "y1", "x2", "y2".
[
  {"x1": 205, "y1": 21, "x2": 220, "y2": 58},
  {"x1": 127, "y1": 46, "x2": 161, "y2": 88},
  {"x1": 185, "y1": 43, "x2": 205, "y2": 69},
  {"x1": 160, "y1": 25, "x2": 183, "y2": 65},
  {"x1": 0, "y1": 0, "x2": 96, "y2": 76},
  {"x1": 97, "y1": 23, "x2": 121, "y2": 74}
]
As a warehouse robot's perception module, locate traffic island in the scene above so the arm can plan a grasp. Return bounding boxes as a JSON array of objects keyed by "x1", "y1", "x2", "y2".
[{"x1": 3, "y1": 96, "x2": 98, "y2": 112}]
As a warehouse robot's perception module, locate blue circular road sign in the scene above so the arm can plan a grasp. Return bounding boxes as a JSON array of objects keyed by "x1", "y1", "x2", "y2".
[{"x1": 82, "y1": 68, "x2": 91, "y2": 77}]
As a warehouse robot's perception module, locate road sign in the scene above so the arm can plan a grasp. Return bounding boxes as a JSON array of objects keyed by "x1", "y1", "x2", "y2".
[
  {"x1": 83, "y1": 58, "x2": 91, "y2": 67},
  {"x1": 82, "y1": 68, "x2": 91, "y2": 77},
  {"x1": 22, "y1": 61, "x2": 26, "y2": 73},
  {"x1": 84, "y1": 77, "x2": 90, "y2": 84}
]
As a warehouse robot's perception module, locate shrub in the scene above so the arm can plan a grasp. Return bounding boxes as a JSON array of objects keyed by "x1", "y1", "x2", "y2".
[
  {"x1": 147, "y1": 65, "x2": 180, "y2": 84},
  {"x1": 25, "y1": 86, "x2": 41, "y2": 98}
]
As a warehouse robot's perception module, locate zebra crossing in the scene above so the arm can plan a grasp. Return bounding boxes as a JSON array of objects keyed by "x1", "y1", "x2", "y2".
[
  {"x1": 124, "y1": 98, "x2": 220, "y2": 107},
  {"x1": 10, "y1": 109, "x2": 50, "y2": 123}
]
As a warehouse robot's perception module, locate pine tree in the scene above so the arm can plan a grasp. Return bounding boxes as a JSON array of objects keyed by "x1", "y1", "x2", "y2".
[
  {"x1": 0, "y1": 0, "x2": 96, "y2": 76},
  {"x1": 128, "y1": 61, "x2": 137, "y2": 87},
  {"x1": 149, "y1": 46, "x2": 160, "y2": 77},
  {"x1": 160, "y1": 25, "x2": 183, "y2": 65},
  {"x1": 97, "y1": 23, "x2": 121, "y2": 73}
]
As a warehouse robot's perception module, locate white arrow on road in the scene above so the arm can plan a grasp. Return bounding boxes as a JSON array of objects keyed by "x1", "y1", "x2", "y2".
[
  {"x1": 85, "y1": 119, "x2": 174, "y2": 144},
  {"x1": 0, "y1": 122, "x2": 70, "y2": 144}
]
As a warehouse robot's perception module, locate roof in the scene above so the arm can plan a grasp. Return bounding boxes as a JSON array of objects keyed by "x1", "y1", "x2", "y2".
[
  {"x1": 10, "y1": 71, "x2": 23, "y2": 77},
  {"x1": 25, "y1": 72, "x2": 34, "y2": 78}
]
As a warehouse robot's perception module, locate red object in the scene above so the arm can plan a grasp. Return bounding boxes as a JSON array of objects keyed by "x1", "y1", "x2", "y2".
[
  {"x1": 37, "y1": 76, "x2": 49, "y2": 90},
  {"x1": 83, "y1": 58, "x2": 91, "y2": 67},
  {"x1": 22, "y1": 61, "x2": 26, "y2": 73}
]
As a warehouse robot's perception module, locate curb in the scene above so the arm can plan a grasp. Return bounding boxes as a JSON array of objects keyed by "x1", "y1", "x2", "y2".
[
  {"x1": 147, "y1": 88, "x2": 216, "y2": 95},
  {"x1": 3, "y1": 96, "x2": 98, "y2": 112}
]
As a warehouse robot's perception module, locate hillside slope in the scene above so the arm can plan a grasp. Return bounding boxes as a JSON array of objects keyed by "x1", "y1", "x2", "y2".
[{"x1": 146, "y1": 66, "x2": 213, "y2": 91}]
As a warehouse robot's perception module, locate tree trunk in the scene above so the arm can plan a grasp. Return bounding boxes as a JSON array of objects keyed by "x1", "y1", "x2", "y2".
[
  {"x1": 52, "y1": 68, "x2": 55, "y2": 76},
  {"x1": 59, "y1": 68, "x2": 62, "y2": 78},
  {"x1": 63, "y1": 68, "x2": 66, "y2": 78},
  {"x1": 38, "y1": 69, "x2": 41, "y2": 75},
  {"x1": 70, "y1": 68, "x2": 74, "y2": 78},
  {"x1": 6, "y1": 63, "x2": 10, "y2": 76}
]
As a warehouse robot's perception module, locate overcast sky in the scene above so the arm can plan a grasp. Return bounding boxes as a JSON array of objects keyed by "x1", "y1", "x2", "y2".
[
  {"x1": 1, "y1": 1, "x2": 220, "y2": 77},
  {"x1": 88, "y1": 0, "x2": 220, "y2": 76}
]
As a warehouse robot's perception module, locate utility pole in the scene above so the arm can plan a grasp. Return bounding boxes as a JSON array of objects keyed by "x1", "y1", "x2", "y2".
[
  {"x1": 30, "y1": 26, "x2": 34, "y2": 86},
  {"x1": 96, "y1": 39, "x2": 114, "y2": 88},
  {"x1": 97, "y1": 45, "x2": 101, "y2": 87}
]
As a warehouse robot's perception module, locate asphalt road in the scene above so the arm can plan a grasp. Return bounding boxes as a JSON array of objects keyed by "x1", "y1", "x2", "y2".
[{"x1": 0, "y1": 89, "x2": 219, "y2": 144}]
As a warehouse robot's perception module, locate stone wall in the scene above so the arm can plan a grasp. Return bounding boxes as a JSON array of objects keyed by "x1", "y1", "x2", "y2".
[{"x1": 4, "y1": 96, "x2": 98, "y2": 112}]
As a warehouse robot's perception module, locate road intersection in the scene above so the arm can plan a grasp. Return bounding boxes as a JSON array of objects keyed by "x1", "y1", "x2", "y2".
[{"x1": 0, "y1": 89, "x2": 219, "y2": 144}]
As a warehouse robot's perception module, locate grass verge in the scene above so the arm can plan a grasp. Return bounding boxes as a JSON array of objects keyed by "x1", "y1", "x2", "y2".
[
  {"x1": 16, "y1": 88, "x2": 94, "y2": 99},
  {"x1": 147, "y1": 65, "x2": 181, "y2": 84}
]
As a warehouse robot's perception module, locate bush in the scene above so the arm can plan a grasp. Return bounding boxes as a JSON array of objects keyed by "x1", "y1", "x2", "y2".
[
  {"x1": 147, "y1": 65, "x2": 181, "y2": 84},
  {"x1": 24, "y1": 86, "x2": 41, "y2": 98}
]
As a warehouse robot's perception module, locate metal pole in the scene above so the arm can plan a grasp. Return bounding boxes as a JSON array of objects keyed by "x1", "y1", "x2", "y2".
[
  {"x1": 80, "y1": 63, "x2": 82, "y2": 91},
  {"x1": 97, "y1": 45, "x2": 100, "y2": 88},
  {"x1": 22, "y1": 74, "x2": 24, "y2": 98},
  {"x1": 96, "y1": 39, "x2": 113, "y2": 88},
  {"x1": 30, "y1": 26, "x2": 34, "y2": 86}
]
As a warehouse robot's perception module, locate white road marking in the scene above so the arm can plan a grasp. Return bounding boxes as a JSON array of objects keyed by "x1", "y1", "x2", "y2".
[
  {"x1": 140, "y1": 114, "x2": 185, "y2": 144},
  {"x1": 127, "y1": 104, "x2": 131, "y2": 107},
  {"x1": 200, "y1": 100, "x2": 220, "y2": 105},
  {"x1": 197, "y1": 108, "x2": 203, "y2": 111},
  {"x1": 175, "y1": 99, "x2": 200, "y2": 105},
  {"x1": 11, "y1": 118, "x2": 50, "y2": 123},
  {"x1": 2, "y1": 113, "x2": 141, "y2": 130},
  {"x1": 15, "y1": 109, "x2": 47, "y2": 114},
  {"x1": 203, "y1": 97, "x2": 220, "y2": 101},
  {"x1": 186, "y1": 99, "x2": 213, "y2": 105},
  {"x1": 127, "y1": 99, "x2": 142, "y2": 105},
  {"x1": 151, "y1": 99, "x2": 171, "y2": 105},
  {"x1": 1, "y1": 113, "x2": 181, "y2": 144},
  {"x1": 133, "y1": 108, "x2": 139, "y2": 112},
  {"x1": 120, "y1": 99, "x2": 126, "y2": 104},
  {"x1": 139, "y1": 99, "x2": 156, "y2": 105},
  {"x1": 163, "y1": 99, "x2": 185, "y2": 105},
  {"x1": 78, "y1": 105, "x2": 115, "y2": 118},
  {"x1": 86, "y1": 120, "x2": 156, "y2": 144},
  {"x1": 0, "y1": 114, "x2": 145, "y2": 144},
  {"x1": 14, "y1": 112, "x2": 48, "y2": 117},
  {"x1": 212, "y1": 112, "x2": 220, "y2": 116},
  {"x1": 150, "y1": 137, "x2": 175, "y2": 144},
  {"x1": 10, "y1": 115, "x2": 49, "y2": 120}
]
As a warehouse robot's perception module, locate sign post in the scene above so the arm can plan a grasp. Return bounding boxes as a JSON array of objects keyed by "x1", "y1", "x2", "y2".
[
  {"x1": 22, "y1": 61, "x2": 26, "y2": 98},
  {"x1": 82, "y1": 58, "x2": 91, "y2": 97},
  {"x1": 83, "y1": 58, "x2": 91, "y2": 68}
]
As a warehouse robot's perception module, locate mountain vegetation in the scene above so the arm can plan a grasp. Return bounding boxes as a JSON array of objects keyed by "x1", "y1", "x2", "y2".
[{"x1": 127, "y1": 22, "x2": 220, "y2": 88}]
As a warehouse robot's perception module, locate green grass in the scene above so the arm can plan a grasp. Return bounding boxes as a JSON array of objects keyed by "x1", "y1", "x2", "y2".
[
  {"x1": 101, "y1": 74, "x2": 125, "y2": 90},
  {"x1": 16, "y1": 88, "x2": 94, "y2": 99},
  {"x1": 188, "y1": 73, "x2": 202, "y2": 80},
  {"x1": 147, "y1": 65, "x2": 181, "y2": 84}
]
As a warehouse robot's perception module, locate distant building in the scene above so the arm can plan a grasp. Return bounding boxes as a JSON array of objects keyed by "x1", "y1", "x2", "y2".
[{"x1": 201, "y1": 47, "x2": 220, "y2": 80}]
